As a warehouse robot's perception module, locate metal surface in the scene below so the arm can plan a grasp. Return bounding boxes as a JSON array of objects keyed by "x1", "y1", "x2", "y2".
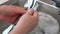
[
  {"x1": 24, "y1": 0, "x2": 39, "y2": 10},
  {"x1": 2, "y1": 24, "x2": 14, "y2": 34},
  {"x1": 0, "y1": 0, "x2": 9, "y2": 4},
  {"x1": 0, "y1": 0, "x2": 19, "y2": 5},
  {"x1": 36, "y1": 0, "x2": 60, "y2": 15},
  {"x1": 24, "y1": 0, "x2": 34, "y2": 9},
  {"x1": 1, "y1": 0, "x2": 59, "y2": 15},
  {"x1": 24, "y1": 0, "x2": 60, "y2": 15},
  {"x1": 0, "y1": 0, "x2": 60, "y2": 34}
]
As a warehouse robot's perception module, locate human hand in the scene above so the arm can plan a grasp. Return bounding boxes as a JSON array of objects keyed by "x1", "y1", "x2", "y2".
[
  {"x1": 9, "y1": 9, "x2": 39, "y2": 34},
  {"x1": 0, "y1": 5, "x2": 26, "y2": 23}
]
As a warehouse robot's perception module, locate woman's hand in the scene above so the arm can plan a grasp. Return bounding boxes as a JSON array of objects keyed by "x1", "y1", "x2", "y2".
[
  {"x1": 0, "y1": 5, "x2": 26, "y2": 23},
  {"x1": 9, "y1": 9, "x2": 39, "y2": 34},
  {"x1": 0, "y1": 5, "x2": 39, "y2": 34}
]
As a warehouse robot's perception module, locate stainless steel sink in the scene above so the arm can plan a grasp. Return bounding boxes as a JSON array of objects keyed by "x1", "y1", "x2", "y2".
[
  {"x1": 0, "y1": 0, "x2": 60, "y2": 34},
  {"x1": 19, "y1": 0, "x2": 60, "y2": 34},
  {"x1": 19, "y1": 0, "x2": 60, "y2": 24}
]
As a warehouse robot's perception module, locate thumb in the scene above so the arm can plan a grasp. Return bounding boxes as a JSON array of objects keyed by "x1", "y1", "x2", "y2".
[{"x1": 26, "y1": 9, "x2": 34, "y2": 15}]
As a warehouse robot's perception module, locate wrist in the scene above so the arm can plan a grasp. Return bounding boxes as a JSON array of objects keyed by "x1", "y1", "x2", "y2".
[{"x1": 9, "y1": 25, "x2": 28, "y2": 34}]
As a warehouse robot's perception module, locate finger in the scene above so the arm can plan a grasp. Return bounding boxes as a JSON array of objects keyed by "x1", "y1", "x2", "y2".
[
  {"x1": 0, "y1": 5, "x2": 26, "y2": 14},
  {"x1": 33, "y1": 11, "x2": 39, "y2": 18},
  {"x1": 26, "y1": 9, "x2": 34, "y2": 15}
]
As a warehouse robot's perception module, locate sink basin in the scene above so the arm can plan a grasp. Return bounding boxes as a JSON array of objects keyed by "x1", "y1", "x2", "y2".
[
  {"x1": 19, "y1": 0, "x2": 60, "y2": 24},
  {"x1": 0, "y1": 0, "x2": 60, "y2": 34},
  {"x1": 19, "y1": 0, "x2": 60, "y2": 34}
]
